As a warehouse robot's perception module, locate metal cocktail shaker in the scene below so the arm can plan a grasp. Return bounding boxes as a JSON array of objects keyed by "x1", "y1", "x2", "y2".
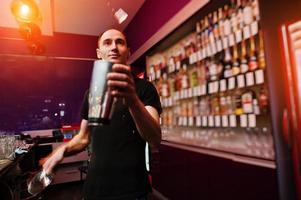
[{"x1": 88, "y1": 60, "x2": 117, "y2": 126}]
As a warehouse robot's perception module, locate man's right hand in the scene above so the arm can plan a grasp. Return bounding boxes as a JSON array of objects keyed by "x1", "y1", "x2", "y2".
[{"x1": 40, "y1": 145, "x2": 66, "y2": 175}]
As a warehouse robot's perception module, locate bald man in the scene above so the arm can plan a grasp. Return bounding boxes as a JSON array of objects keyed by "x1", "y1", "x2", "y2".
[{"x1": 42, "y1": 29, "x2": 162, "y2": 200}]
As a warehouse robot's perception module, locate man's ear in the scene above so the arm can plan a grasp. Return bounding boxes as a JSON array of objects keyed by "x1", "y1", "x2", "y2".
[{"x1": 96, "y1": 48, "x2": 102, "y2": 59}]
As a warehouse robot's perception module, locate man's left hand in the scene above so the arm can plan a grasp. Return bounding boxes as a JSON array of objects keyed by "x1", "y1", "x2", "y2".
[{"x1": 107, "y1": 64, "x2": 138, "y2": 106}]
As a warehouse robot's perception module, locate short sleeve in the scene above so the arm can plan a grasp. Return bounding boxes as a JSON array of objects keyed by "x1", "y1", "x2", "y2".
[
  {"x1": 80, "y1": 90, "x2": 89, "y2": 120},
  {"x1": 140, "y1": 81, "x2": 162, "y2": 115}
]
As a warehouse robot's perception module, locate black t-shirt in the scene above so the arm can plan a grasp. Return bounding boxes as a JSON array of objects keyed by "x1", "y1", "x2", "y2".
[{"x1": 81, "y1": 78, "x2": 162, "y2": 200}]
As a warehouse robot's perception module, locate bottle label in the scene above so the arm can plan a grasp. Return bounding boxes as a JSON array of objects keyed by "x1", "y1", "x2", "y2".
[
  {"x1": 189, "y1": 116, "x2": 194, "y2": 126},
  {"x1": 255, "y1": 69, "x2": 265, "y2": 84},
  {"x1": 243, "y1": 26, "x2": 251, "y2": 40},
  {"x1": 220, "y1": 79, "x2": 227, "y2": 91},
  {"x1": 196, "y1": 116, "x2": 202, "y2": 127},
  {"x1": 231, "y1": 13, "x2": 238, "y2": 32},
  {"x1": 211, "y1": 42, "x2": 217, "y2": 54},
  {"x1": 213, "y1": 81, "x2": 219, "y2": 93},
  {"x1": 202, "y1": 116, "x2": 208, "y2": 127},
  {"x1": 208, "y1": 115, "x2": 214, "y2": 127},
  {"x1": 229, "y1": 115, "x2": 237, "y2": 127},
  {"x1": 228, "y1": 77, "x2": 236, "y2": 90},
  {"x1": 235, "y1": 30, "x2": 242, "y2": 43},
  {"x1": 223, "y1": 37, "x2": 229, "y2": 49},
  {"x1": 229, "y1": 34, "x2": 235, "y2": 46},
  {"x1": 208, "y1": 82, "x2": 214, "y2": 94},
  {"x1": 237, "y1": 74, "x2": 245, "y2": 88},
  {"x1": 248, "y1": 114, "x2": 256, "y2": 127},
  {"x1": 206, "y1": 45, "x2": 212, "y2": 57},
  {"x1": 251, "y1": 21, "x2": 259, "y2": 36},
  {"x1": 246, "y1": 72, "x2": 255, "y2": 86},
  {"x1": 224, "y1": 19, "x2": 231, "y2": 36},
  {"x1": 216, "y1": 39, "x2": 222, "y2": 52},
  {"x1": 240, "y1": 114, "x2": 248, "y2": 127},
  {"x1": 243, "y1": 102, "x2": 253, "y2": 113},
  {"x1": 215, "y1": 115, "x2": 221, "y2": 127},
  {"x1": 202, "y1": 48, "x2": 207, "y2": 58},
  {"x1": 243, "y1": 6, "x2": 253, "y2": 25},
  {"x1": 222, "y1": 115, "x2": 229, "y2": 127}
]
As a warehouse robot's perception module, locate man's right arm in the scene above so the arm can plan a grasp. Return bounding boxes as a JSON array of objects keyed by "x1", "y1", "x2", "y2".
[{"x1": 42, "y1": 119, "x2": 90, "y2": 175}]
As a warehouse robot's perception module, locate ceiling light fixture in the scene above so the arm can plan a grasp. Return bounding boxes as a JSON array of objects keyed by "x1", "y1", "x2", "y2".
[
  {"x1": 114, "y1": 8, "x2": 128, "y2": 24},
  {"x1": 11, "y1": 0, "x2": 40, "y2": 23},
  {"x1": 106, "y1": 1, "x2": 128, "y2": 24}
]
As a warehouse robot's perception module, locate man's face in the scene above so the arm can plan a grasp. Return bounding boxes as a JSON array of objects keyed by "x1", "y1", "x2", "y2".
[{"x1": 96, "y1": 29, "x2": 130, "y2": 64}]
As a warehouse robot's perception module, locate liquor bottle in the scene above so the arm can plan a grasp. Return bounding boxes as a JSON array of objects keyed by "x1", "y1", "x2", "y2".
[
  {"x1": 168, "y1": 109, "x2": 174, "y2": 127},
  {"x1": 196, "y1": 21, "x2": 202, "y2": 50},
  {"x1": 223, "y1": 4, "x2": 232, "y2": 37},
  {"x1": 248, "y1": 35, "x2": 259, "y2": 71},
  {"x1": 156, "y1": 77, "x2": 163, "y2": 97},
  {"x1": 226, "y1": 93, "x2": 236, "y2": 115},
  {"x1": 199, "y1": 96, "x2": 210, "y2": 116},
  {"x1": 213, "y1": 11, "x2": 219, "y2": 41},
  {"x1": 154, "y1": 63, "x2": 161, "y2": 80},
  {"x1": 160, "y1": 61, "x2": 168, "y2": 75},
  {"x1": 149, "y1": 65, "x2": 155, "y2": 81},
  {"x1": 259, "y1": 86, "x2": 268, "y2": 114},
  {"x1": 208, "y1": 13, "x2": 215, "y2": 46},
  {"x1": 175, "y1": 101, "x2": 181, "y2": 126},
  {"x1": 181, "y1": 64, "x2": 190, "y2": 90},
  {"x1": 234, "y1": 89, "x2": 243, "y2": 115},
  {"x1": 253, "y1": 99, "x2": 260, "y2": 115},
  {"x1": 161, "y1": 73, "x2": 170, "y2": 98},
  {"x1": 219, "y1": 92, "x2": 228, "y2": 115},
  {"x1": 175, "y1": 71, "x2": 182, "y2": 92},
  {"x1": 258, "y1": 31, "x2": 266, "y2": 69},
  {"x1": 189, "y1": 65, "x2": 199, "y2": 88},
  {"x1": 232, "y1": 44, "x2": 240, "y2": 76},
  {"x1": 211, "y1": 95, "x2": 220, "y2": 115},
  {"x1": 169, "y1": 74, "x2": 176, "y2": 95},
  {"x1": 223, "y1": 47, "x2": 233, "y2": 78},
  {"x1": 174, "y1": 51, "x2": 181, "y2": 72},
  {"x1": 168, "y1": 56, "x2": 176, "y2": 73},
  {"x1": 218, "y1": 7, "x2": 225, "y2": 39},
  {"x1": 236, "y1": 0, "x2": 244, "y2": 30},
  {"x1": 241, "y1": 89, "x2": 256, "y2": 113},
  {"x1": 193, "y1": 97, "x2": 200, "y2": 116},
  {"x1": 251, "y1": 0, "x2": 260, "y2": 21},
  {"x1": 187, "y1": 100, "x2": 194, "y2": 125},
  {"x1": 243, "y1": 0, "x2": 253, "y2": 26},
  {"x1": 203, "y1": 16, "x2": 210, "y2": 55},
  {"x1": 230, "y1": 0, "x2": 238, "y2": 33},
  {"x1": 182, "y1": 100, "x2": 188, "y2": 126},
  {"x1": 162, "y1": 111, "x2": 167, "y2": 126},
  {"x1": 208, "y1": 57, "x2": 219, "y2": 81},
  {"x1": 180, "y1": 45, "x2": 186, "y2": 61},
  {"x1": 240, "y1": 39, "x2": 249, "y2": 73},
  {"x1": 197, "y1": 61, "x2": 208, "y2": 86}
]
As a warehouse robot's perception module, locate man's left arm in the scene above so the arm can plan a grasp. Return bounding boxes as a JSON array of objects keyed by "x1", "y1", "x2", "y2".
[
  {"x1": 128, "y1": 97, "x2": 161, "y2": 148},
  {"x1": 107, "y1": 63, "x2": 161, "y2": 148}
]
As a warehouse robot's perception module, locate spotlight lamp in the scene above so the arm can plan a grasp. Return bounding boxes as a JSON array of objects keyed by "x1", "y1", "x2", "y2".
[{"x1": 11, "y1": 0, "x2": 40, "y2": 23}]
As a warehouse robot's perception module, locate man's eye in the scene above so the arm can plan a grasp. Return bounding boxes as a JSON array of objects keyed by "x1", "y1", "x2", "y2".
[
  {"x1": 116, "y1": 39, "x2": 125, "y2": 45},
  {"x1": 103, "y1": 41, "x2": 111, "y2": 45}
]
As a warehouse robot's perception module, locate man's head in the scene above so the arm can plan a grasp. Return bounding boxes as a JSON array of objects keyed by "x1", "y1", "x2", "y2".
[{"x1": 96, "y1": 29, "x2": 130, "y2": 64}]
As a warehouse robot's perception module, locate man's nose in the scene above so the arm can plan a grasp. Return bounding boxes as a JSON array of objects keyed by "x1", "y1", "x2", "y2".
[{"x1": 110, "y1": 41, "x2": 118, "y2": 50}]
